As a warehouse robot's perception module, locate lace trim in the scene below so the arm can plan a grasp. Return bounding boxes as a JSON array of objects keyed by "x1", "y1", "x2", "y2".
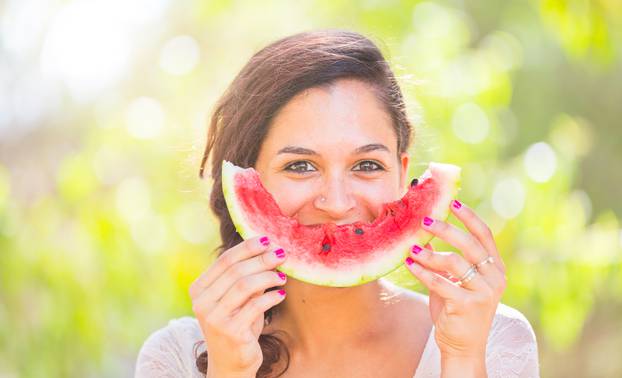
[
  {"x1": 136, "y1": 304, "x2": 540, "y2": 378},
  {"x1": 135, "y1": 317, "x2": 204, "y2": 378}
]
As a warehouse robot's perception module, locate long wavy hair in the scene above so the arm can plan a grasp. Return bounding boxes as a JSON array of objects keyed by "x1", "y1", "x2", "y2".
[{"x1": 196, "y1": 28, "x2": 413, "y2": 377}]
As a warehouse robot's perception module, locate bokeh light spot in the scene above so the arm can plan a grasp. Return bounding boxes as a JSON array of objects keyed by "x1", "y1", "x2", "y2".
[
  {"x1": 570, "y1": 189, "x2": 593, "y2": 223},
  {"x1": 412, "y1": 2, "x2": 470, "y2": 42},
  {"x1": 173, "y1": 202, "x2": 212, "y2": 245},
  {"x1": 462, "y1": 163, "x2": 487, "y2": 200},
  {"x1": 56, "y1": 154, "x2": 98, "y2": 202},
  {"x1": 492, "y1": 177, "x2": 526, "y2": 219},
  {"x1": 115, "y1": 177, "x2": 151, "y2": 224},
  {"x1": 130, "y1": 214, "x2": 169, "y2": 254},
  {"x1": 40, "y1": 0, "x2": 131, "y2": 100},
  {"x1": 550, "y1": 114, "x2": 593, "y2": 158},
  {"x1": 451, "y1": 102, "x2": 490, "y2": 144},
  {"x1": 524, "y1": 142, "x2": 557, "y2": 183},
  {"x1": 92, "y1": 147, "x2": 132, "y2": 186},
  {"x1": 480, "y1": 31, "x2": 524, "y2": 72},
  {"x1": 159, "y1": 35, "x2": 200, "y2": 76},
  {"x1": 125, "y1": 97, "x2": 165, "y2": 139}
]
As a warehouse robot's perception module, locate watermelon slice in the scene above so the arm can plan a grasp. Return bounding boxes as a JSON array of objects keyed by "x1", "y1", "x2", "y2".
[{"x1": 221, "y1": 160, "x2": 461, "y2": 287}]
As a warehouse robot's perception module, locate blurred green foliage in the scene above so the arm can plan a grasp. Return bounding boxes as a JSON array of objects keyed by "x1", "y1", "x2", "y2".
[{"x1": 1, "y1": 0, "x2": 621, "y2": 376}]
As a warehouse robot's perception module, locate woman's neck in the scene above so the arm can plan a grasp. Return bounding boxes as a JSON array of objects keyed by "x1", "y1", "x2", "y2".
[{"x1": 267, "y1": 278, "x2": 406, "y2": 359}]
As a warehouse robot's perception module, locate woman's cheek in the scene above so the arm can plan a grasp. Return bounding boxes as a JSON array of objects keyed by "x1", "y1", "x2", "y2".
[
  {"x1": 268, "y1": 180, "x2": 316, "y2": 217},
  {"x1": 351, "y1": 180, "x2": 398, "y2": 218}
]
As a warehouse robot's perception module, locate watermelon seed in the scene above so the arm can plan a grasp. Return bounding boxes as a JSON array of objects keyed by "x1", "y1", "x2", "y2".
[
  {"x1": 322, "y1": 243, "x2": 331, "y2": 252},
  {"x1": 354, "y1": 228, "x2": 364, "y2": 235},
  {"x1": 410, "y1": 178, "x2": 418, "y2": 187}
]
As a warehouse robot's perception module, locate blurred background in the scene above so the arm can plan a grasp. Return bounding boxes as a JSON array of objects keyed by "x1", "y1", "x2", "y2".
[{"x1": 1, "y1": 0, "x2": 621, "y2": 376}]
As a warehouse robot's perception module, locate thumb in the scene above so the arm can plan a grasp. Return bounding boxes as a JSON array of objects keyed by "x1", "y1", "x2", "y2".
[{"x1": 424, "y1": 243, "x2": 434, "y2": 251}]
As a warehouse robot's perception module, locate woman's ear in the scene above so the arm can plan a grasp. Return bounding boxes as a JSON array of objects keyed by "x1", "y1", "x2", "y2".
[{"x1": 398, "y1": 152, "x2": 410, "y2": 191}]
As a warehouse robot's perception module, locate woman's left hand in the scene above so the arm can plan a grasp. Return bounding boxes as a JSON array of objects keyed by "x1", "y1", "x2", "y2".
[{"x1": 404, "y1": 199, "x2": 507, "y2": 360}]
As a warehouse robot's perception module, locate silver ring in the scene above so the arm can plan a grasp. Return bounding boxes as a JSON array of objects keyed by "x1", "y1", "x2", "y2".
[
  {"x1": 457, "y1": 265, "x2": 478, "y2": 286},
  {"x1": 475, "y1": 256, "x2": 494, "y2": 269}
]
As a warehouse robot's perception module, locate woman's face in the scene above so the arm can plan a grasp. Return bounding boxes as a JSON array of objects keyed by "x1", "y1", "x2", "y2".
[{"x1": 255, "y1": 78, "x2": 409, "y2": 226}]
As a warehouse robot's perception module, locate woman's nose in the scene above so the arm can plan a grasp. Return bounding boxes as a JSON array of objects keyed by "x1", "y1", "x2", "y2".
[{"x1": 313, "y1": 174, "x2": 356, "y2": 219}]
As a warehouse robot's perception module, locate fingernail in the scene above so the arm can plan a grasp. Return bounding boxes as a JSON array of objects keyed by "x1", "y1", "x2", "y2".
[
  {"x1": 260, "y1": 236, "x2": 270, "y2": 246},
  {"x1": 411, "y1": 245, "x2": 422, "y2": 255},
  {"x1": 423, "y1": 216, "x2": 434, "y2": 226},
  {"x1": 452, "y1": 200, "x2": 462, "y2": 210},
  {"x1": 278, "y1": 271, "x2": 287, "y2": 281},
  {"x1": 278, "y1": 289, "x2": 286, "y2": 296},
  {"x1": 405, "y1": 257, "x2": 415, "y2": 266},
  {"x1": 274, "y1": 248, "x2": 285, "y2": 258}
]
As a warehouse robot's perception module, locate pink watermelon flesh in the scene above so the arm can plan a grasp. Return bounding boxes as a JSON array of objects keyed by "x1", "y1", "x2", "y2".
[{"x1": 222, "y1": 160, "x2": 461, "y2": 287}]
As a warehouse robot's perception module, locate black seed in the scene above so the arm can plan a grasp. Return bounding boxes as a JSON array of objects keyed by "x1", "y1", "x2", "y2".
[
  {"x1": 354, "y1": 228, "x2": 364, "y2": 235},
  {"x1": 410, "y1": 178, "x2": 419, "y2": 187},
  {"x1": 322, "y1": 243, "x2": 331, "y2": 252}
]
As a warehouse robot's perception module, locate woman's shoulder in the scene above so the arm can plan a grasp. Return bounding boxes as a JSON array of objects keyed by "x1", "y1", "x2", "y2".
[
  {"x1": 135, "y1": 316, "x2": 204, "y2": 377},
  {"x1": 139, "y1": 316, "x2": 203, "y2": 352},
  {"x1": 489, "y1": 302, "x2": 538, "y2": 346},
  {"x1": 152, "y1": 316, "x2": 202, "y2": 339}
]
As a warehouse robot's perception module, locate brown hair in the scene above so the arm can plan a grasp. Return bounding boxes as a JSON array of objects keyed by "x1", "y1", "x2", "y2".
[{"x1": 196, "y1": 28, "x2": 413, "y2": 377}]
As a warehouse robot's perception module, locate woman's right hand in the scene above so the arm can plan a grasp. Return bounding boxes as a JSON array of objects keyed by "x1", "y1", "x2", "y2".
[{"x1": 189, "y1": 236, "x2": 288, "y2": 378}]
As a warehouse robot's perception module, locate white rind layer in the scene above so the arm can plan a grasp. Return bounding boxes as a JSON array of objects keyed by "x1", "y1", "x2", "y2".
[
  {"x1": 221, "y1": 160, "x2": 461, "y2": 287},
  {"x1": 222, "y1": 161, "x2": 263, "y2": 240}
]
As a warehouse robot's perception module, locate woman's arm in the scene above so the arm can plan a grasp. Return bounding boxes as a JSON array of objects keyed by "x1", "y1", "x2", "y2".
[{"x1": 441, "y1": 354, "x2": 487, "y2": 378}]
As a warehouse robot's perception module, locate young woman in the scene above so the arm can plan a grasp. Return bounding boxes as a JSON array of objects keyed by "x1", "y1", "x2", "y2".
[{"x1": 136, "y1": 30, "x2": 539, "y2": 377}]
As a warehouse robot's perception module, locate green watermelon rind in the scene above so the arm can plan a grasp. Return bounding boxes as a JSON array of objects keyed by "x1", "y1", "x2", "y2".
[{"x1": 221, "y1": 160, "x2": 461, "y2": 287}]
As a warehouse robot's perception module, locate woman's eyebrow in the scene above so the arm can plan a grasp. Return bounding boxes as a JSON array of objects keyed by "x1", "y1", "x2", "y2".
[
  {"x1": 277, "y1": 146, "x2": 318, "y2": 155},
  {"x1": 354, "y1": 143, "x2": 390, "y2": 154},
  {"x1": 276, "y1": 143, "x2": 389, "y2": 156}
]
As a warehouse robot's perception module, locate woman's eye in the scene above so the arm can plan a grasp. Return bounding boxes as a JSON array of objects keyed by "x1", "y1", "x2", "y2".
[
  {"x1": 353, "y1": 160, "x2": 384, "y2": 172},
  {"x1": 284, "y1": 161, "x2": 317, "y2": 173}
]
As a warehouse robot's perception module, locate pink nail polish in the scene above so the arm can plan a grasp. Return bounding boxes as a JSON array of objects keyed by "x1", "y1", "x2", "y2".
[
  {"x1": 405, "y1": 257, "x2": 414, "y2": 265},
  {"x1": 411, "y1": 245, "x2": 422, "y2": 254},
  {"x1": 423, "y1": 216, "x2": 434, "y2": 226},
  {"x1": 452, "y1": 200, "x2": 462, "y2": 210},
  {"x1": 274, "y1": 248, "x2": 285, "y2": 258},
  {"x1": 260, "y1": 236, "x2": 270, "y2": 246},
  {"x1": 278, "y1": 272, "x2": 287, "y2": 281},
  {"x1": 278, "y1": 289, "x2": 286, "y2": 296}
]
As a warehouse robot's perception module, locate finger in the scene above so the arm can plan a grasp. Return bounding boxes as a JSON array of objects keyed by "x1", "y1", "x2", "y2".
[
  {"x1": 420, "y1": 246, "x2": 449, "y2": 277},
  {"x1": 189, "y1": 236, "x2": 272, "y2": 299},
  {"x1": 429, "y1": 268, "x2": 453, "y2": 281},
  {"x1": 218, "y1": 270, "x2": 287, "y2": 316},
  {"x1": 423, "y1": 243, "x2": 453, "y2": 279},
  {"x1": 420, "y1": 216, "x2": 489, "y2": 271},
  {"x1": 404, "y1": 257, "x2": 464, "y2": 298},
  {"x1": 409, "y1": 245, "x2": 488, "y2": 292},
  {"x1": 450, "y1": 200, "x2": 506, "y2": 274},
  {"x1": 194, "y1": 247, "x2": 287, "y2": 315},
  {"x1": 234, "y1": 289, "x2": 286, "y2": 328}
]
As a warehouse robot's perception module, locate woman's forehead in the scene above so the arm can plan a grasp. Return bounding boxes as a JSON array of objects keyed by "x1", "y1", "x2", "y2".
[{"x1": 263, "y1": 80, "x2": 397, "y2": 152}]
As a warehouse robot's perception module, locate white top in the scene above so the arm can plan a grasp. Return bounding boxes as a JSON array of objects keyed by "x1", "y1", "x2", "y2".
[{"x1": 135, "y1": 302, "x2": 540, "y2": 377}]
